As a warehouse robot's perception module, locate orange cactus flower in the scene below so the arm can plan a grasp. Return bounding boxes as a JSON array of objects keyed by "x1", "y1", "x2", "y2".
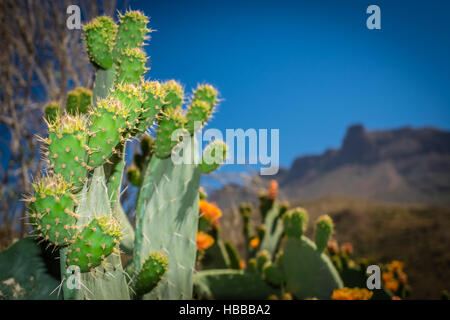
[
  {"x1": 196, "y1": 231, "x2": 214, "y2": 251},
  {"x1": 384, "y1": 279, "x2": 399, "y2": 292},
  {"x1": 382, "y1": 272, "x2": 393, "y2": 282},
  {"x1": 250, "y1": 237, "x2": 260, "y2": 248},
  {"x1": 199, "y1": 200, "x2": 222, "y2": 226},
  {"x1": 267, "y1": 180, "x2": 278, "y2": 200},
  {"x1": 387, "y1": 260, "x2": 404, "y2": 272},
  {"x1": 332, "y1": 287, "x2": 373, "y2": 300},
  {"x1": 392, "y1": 296, "x2": 401, "y2": 300},
  {"x1": 239, "y1": 259, "x2": 246, "y2": 270}
]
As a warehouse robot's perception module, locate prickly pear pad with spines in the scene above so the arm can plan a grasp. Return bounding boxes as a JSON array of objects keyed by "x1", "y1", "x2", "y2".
[
  {"x1": 200, "y1": 140, "x2": 227, "y2": 174},
  {"x1": 315, "y1": 214, "x2": 334, "y2": 252},
  {"x1": 44, "y1": 101, "x2": 61, "y2": 123},
  {"x1": 66, "y1": 216, "x2": 122, "y2": 273},
  {"x1": 115, "y1": 47, "x2": 149, "y2": 85},
  {"x1": 66, "y1": 87, "x2": 92, "y2": 115},
  {"x1": 283, "y1": 207, "x2": 309, "y2": 238},
  {"x1": 47, "y1": 113, "x2": 89, "y2": 188},
  {"x1": 135, "y1": 252, "x2": 168, "y2": 296},
  {"x1": 113, "y1": 10, "x2": 150, "y2": 62},
  {"x1": 186, "y1": 100, "x2": 211, "y2": 135},
  {"x1": 193, "y1": 84, "x2": 218, "y2": 109},
  {"x1": 87, "y1": 97, "x2": 128, "y2": 167},
  {"x1": 162, "y1": 80, "x2": 184, "y2": 112},
  {"x1": 154, "y1": 109, "x2": 187, "y2": 159},
  {"x1": 28, "y1": 174, "x2": 78, "y2": 246},
  {"x1": 110, "y1": 83, "x2": 145, "y2": 133},
  {"x1": 83, "y1": 16, "x2": 117, "y2": 69},
  {"x1": 135, "y1": 81, "x2": 165, "y2": 134}
]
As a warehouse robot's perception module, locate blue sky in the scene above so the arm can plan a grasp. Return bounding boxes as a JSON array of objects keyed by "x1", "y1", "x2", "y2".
[{"x1": 126, "y1": 0, "x2": 450, "y2": 169}]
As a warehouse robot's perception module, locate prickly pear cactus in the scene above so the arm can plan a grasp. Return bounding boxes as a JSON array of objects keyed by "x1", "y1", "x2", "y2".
[{"x1": 28, "y1": 174, "x2": 78, "y2": 247}]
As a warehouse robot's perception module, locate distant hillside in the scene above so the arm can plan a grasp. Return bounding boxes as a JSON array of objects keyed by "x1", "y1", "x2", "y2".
[{"x1": 210, "y1": 125, "x2": 450, "y2": 206}]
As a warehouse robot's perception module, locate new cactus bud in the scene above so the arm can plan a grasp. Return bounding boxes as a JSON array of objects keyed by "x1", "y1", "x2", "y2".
[
  {"x1": 110, "y1": 83, "x2": 145, "y2": 133},
  {"x1": 87, "y1": 97, "x2": 128, "y2": 167},
  {"x1": 315, "y1": 215, "x2": 334, "y2": 252},
  {"x1": 115, "y1": 47, "x2": 148, "y2": 84},
  {"x1": 66, "y1": 87, "x2": 92, "y2": 115},
  {"x1": 200, "y1": 140, "x2": 227, "y2": 174},
  {"x1": 83, "y1": 16, "x2": 117, "y2": 69},
  {"x1": 154, "y1": 109, "x2": 186, "y2": 159},
  {"x1": 47, "y1": 113, "x2": 89, "y2": 188},
  {"x1": 66, "y1": 216, "x2": 122, "y2": 273},
  {"x1": 283, "y1": 207, "x2": 309, "y2": 238},
  {"x1": 199, "y1": 187, "x2": 207, "y2": 200},
  {"x1": 44, "y1": 102, "x2": 61, "y2": 123},
  {"x1": 161, "y1": 80, "x2": 184, "y2": 112},
  {"x1": 135, "y1": 81, "x2": 165, "y2": 134},
  {"x1": 113, "y1": 10, "x2": 150, "y2": 61},
  {"x1": 28, "y1": 173, "x2": 77, "y2": 246},
  {"x1": 135, "y1": 252, "x2": 168, "y2": 296},
  {"x1": 127, "y1": 166, "x2": 141, "y2": 187}
]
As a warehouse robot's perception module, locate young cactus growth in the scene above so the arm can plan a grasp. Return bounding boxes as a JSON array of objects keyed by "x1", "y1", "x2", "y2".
[
  {"x1": 110, "y1": 83, "x2": 145, "y2": 133},
  {"x1": 46, "y1": 113, "x2": 89, "y2": 188},
  {"x1": 135, "y1": 252, "x2": 168, "y2": 296},
  {"x1": 315, "y1": 215, "x2": 334, "y2": 252},
  {"x1": 115, "y1": 47, "x2": 148, "y2": 84},
  {"x1": 87, "y1": 97, "x2": 128, "y2": 167},
  {"x1": 283, "y1": 207, "x2": 308, "y2": 238},
  {"x1": 44, "y1": 102, "x2": 61, "y2": 123},
  {"x1": 162, "y1": 80, "x2": 184, "y2": 112},
  {"x1": 66, "y1": 216, "x2": 122, "y2": 273},
  {"x1": 200, "y1": 140, "x2": 227, "y2": 174},
  {"x1": 83, "y1": 16, "x2": 117, "y2": 69},
  {"x1": 66, "y1": 87, "x2": 93, "y2": 115},
  {"x1": 153, "y1": 109, "x2": 186, "y2": 159},
  {"x1": 28, "y1": 173, "x2": 78, "y2": 246},
  {"x1": 185, "y1": 85, "x2": 218, "y2": 134},
  {"x1": 135, "y1": 81, "x2": 165, "y2": 134},
  {"x1": 113, "y1": 10, "x2": 150, "y2": 61}
]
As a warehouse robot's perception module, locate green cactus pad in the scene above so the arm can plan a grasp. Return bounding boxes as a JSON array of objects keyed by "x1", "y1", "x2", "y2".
[
  {"x1": 110, "y1": 83, "x2": 145, "y2": 132},
  {"x1": 113, "y1": 10, "x2": 149, "y2": 61},
  {"x1": 315, "y1": 215, "x2": 334, "y2": 252},
  {"x1": 66, "y1": 216, "x2": 122, "y2": 273},
  {"x1": 193, "y1": 84, "x2": 218, "y2": 108},
  {"x1": 44, "y1": 102, "x2": 61, "y2": 123},
  {"x1": 259, "y1": 202, "x2": 284, "y2": 256},
  {"x1": 47, "y1": 114, "x2": 89, "y2": 188},
  {"x1": 186, "y1": 100, "x2": 211, "y2": 134},
  {"x1": 135, "y1": 252, "x2": 168, "y2": 296},
  {"x1": 136, "y1": 81, "x2": 165, "y2": 133},
  {"x1": 154, "y1": 110, "x2": 186, "y2": 159},
  {"x1": 224, "y1": 242, "x2": 241, "y2": 270},
  {"x1": 28, "y1": 174, "x2": 78, "y2": 246},
  {"x1": 87, "y1": 97, "x2": 128, "y2": 167},
  {"x1": 115, "y1": 47, "x2": 148, "y2": 84},
  {"x1": 83, "y1": 16, "x2": 117, "y2": 69},
  {"x1": 200, "y1": 140, "x2": 227, "y2": 174},
  {"x1": 283, "y1": 207, "x2": 309, "y2": 238},
  {"x1": 256, "y1": 250, "x2": 271, "y2": 273},
  {"x1": 66, "y1": 87, "x2": 92, "y2": 115},
  {"x1": 263, "y1": 262, "x2": 285, "y2": 286},
  {"x1": 279, "y1": 236, "x2": 343, "y2": 299},
  {"x1": 162, "y1": 80, "x2": 184, "y2": 112}
]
